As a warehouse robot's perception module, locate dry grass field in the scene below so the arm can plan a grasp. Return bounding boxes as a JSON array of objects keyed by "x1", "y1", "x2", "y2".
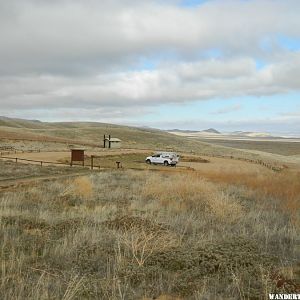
[
  {"x1": 196, "y1": 139, "x2": 300, "y2": 156},
  {"x1": 0, "y1": 118, "x2": 300, "y2": 299},
  {"x1": 0, "y1": 160, "x2": 87, "y2": 182},
  {"x1": 0, "y1": 169, "x2": 299, "y2": 299}
]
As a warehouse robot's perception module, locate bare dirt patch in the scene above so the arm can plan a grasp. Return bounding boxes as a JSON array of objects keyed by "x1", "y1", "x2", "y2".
[{"x1": 180, "y1": 155, "x2": 271, "y2": 175}]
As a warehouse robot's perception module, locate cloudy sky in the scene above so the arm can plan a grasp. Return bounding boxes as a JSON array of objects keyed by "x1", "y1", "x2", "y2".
[{"x1": 1, "y1": 0, "x2": 300, "y2": 134}]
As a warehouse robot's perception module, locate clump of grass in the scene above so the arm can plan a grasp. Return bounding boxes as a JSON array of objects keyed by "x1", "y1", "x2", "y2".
[
  {"x1": 72, "y1": 176, "x2": 93, "y2": 199},
  {"x1": 141, "y1": 173, "x2": 244, "y2": 223},
  {"x1": 103, "y1": 215, "x2": 168, "y2": 233},
  {"x1": 180, "y1": 155, "x2": 210, "y2": 163}
]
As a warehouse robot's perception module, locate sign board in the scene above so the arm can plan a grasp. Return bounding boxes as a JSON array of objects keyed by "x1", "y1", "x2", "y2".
[{"x1": 71, "y1": 149, "x2": 85, "y2": 166}]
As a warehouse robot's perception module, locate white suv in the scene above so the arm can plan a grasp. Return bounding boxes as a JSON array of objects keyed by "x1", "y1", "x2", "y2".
[{"x1": 145, "y1": 152, "x2": 179, "y2": 166}]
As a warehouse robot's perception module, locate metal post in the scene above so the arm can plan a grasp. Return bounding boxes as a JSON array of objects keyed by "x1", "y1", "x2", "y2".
[
  {"x1": 109, "y1": 135, "x2": 111, "y2": 148},
  {"x1": 103, "y1": 135, "x2": 106, "y2": 148},
  {"x1": 91, "y1": 155, "x2": 94, "y2": 170}
]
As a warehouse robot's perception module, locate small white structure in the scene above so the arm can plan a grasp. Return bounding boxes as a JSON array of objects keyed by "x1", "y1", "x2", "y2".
[{"x1": 103, "y1": 135, "x2": 122, "y2": 149}]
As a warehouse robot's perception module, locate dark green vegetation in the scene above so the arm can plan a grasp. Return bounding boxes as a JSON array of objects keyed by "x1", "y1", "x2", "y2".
[{"x1": 0, "y1": 171, "x2": 299, "y2": 299}]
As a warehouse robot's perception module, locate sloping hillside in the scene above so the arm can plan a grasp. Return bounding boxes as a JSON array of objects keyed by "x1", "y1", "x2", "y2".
[
  {"x1": 0, "y1": 117, "x2": 295, "y2": 167},
  {"x1": 0, "y1": 117, "x2": 222, "y2": 152}
]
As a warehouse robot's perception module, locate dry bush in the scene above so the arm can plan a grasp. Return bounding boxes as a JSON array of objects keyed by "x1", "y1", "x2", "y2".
[
  {"x1": 207, "y1": 191, "x2": 244, "y2": 223},
  {"x1": 73, "y1": 176, "x2": 93, "y2": 198},
  {"x1": 61, "y1": 176, "x2": 93, "y2": 199},
  {"x1": 117, "y1": 228, "x2": 178, "y2": 267},
  {"x1": 105, "y1": 215, "x2": 179, "y2": 267},
  {"x1": 141, "y1": 173, "x2": 244, "y2": 223}
]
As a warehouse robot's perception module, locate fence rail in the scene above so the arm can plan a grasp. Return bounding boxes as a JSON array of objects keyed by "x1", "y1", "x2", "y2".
[
  {"x1": 0, "y1": 156, "x2": 101, "y2": 170},
  {"x1": 0, "y1": 147, "x2": 285, "y2": 173},
  {"x1": 194, "y1": 153, "x2": 285, "y2": 172}
]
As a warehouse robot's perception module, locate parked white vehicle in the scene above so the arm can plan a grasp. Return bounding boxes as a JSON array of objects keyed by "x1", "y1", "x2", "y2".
[{"x1": 145, "y1": 152, "x2": 179, "y2": 166}]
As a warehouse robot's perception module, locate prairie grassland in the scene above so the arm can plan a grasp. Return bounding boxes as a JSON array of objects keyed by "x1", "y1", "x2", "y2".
[
  {"x1": 196, "y1": 138, "x2": 300, "y2": 156},
  {"x1": 0, "y1": 160, "x2": 86, "y2": 181},
  {"x1": 0, "y1": 170, "x2": 299, "y2": 299},
  {"x1": 0, "y1": 139, "x2": 71, "y2": 152},
  {"x1": 188, "y1": 169, "x2": 300, "y2": 226},
  {"x1": 0, "y1": 122, "x2": 274, "y2": 163}
]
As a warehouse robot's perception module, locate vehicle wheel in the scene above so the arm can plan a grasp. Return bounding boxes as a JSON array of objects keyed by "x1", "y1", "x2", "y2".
[
  {"x1": 146, "y1": 159, "x2": 151, "y2": 164},
  {"x1": 164, "y1": 161, "x2": 169, "y2": 166}
]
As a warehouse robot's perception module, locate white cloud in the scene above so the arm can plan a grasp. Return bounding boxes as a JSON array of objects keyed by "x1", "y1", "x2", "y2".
[
  {"x1": 0, "y1": 0, "x2": 299, "y2": 126},
  {"x1": 1, "y1": 53, "x2": 300, "y2": 112},
  {"x1": 0, "y1": 0, "x2": 300, "y2": 75},
  {"x1": 280, "y1": 111, "x2": 300, "y2": 117}
]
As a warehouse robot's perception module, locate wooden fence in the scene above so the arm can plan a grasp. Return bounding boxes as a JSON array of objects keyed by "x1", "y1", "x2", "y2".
[
  {"x1": 195, "y1": 152, "x2": 285, "y2": 172},
  {"x1": 0, "y1": 147, "x2": 286, "y2": 173},
  {"x1": 0, "y1": 156, "x2": 101, "y2": 170}
]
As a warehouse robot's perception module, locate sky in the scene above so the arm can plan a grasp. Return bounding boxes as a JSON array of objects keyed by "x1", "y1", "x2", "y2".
[{"x1": 0, "y1": 0, "x2": 300, "y2": 135}]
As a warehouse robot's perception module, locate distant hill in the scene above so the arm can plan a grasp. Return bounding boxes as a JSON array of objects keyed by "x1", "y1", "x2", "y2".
[
  {"x1": 230, "y1": 131, "x2": 272, "y2": 138},
  {"x1": 0, "y1": 116, "x2": 46, "y2": 129},
  {"x1": 168, "y1": 128, "x2": 220, "y2": 134},
  {"x1": 1, "y1": 116, "x2": 293, "y2": 163},
  {"x1": 0, "y1": 116, "x2": 231, "y2": 154},
  {"x1": 201, "y1": 128, "x2": 220, "y2": 134},
  {"x1": 168, "y1": 129, "x2": 199, "y2": 133}
]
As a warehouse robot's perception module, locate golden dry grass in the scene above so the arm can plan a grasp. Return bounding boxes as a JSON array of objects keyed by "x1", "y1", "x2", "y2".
[
  {"x1": 0, "y1": 170, "x2": 299, "y2": 299},
  {"x1": 72, "y1": 176, "x2": 93, "y2": 198},
  {"x1": 141, "y1": 173, "x2": 244, "y2": 223},
  {"x1": 188, "y1": 169, "x2": 300, "y2": 226}
]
